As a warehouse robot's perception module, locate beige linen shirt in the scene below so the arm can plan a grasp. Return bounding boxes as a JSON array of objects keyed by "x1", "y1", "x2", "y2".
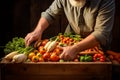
[{"x1": 41, "y1": 0, "x2": 115, "y2": 49}]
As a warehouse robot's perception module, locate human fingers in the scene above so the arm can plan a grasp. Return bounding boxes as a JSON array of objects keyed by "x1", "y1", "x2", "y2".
[
  {"x1": 25, "y1": 34, "x2": 30, "y2": 46},
  {"x1": 26, "y1": 36, "x2": 34, "y2": 46},
  {"x1": 59, "y1": 51, "x2": 65, "y2": 60},
  {"x1": 58, "y1": 46, "x2": 69, "y2": 60},
  {"x1": 25, "y1": 33, "x2": 35, "y2": 46},
  {"x1": 59, "y1": 46, "x2": 65, "y2": 59},
  {"x1": 57, "y1": 45, "x2": 63, "y2": 51},
  {"x1": 59, "y1": 51, "x2": 71, "y2": 61}
]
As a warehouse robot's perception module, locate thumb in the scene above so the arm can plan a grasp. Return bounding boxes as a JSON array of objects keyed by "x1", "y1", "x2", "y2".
[
  {"x1": 57, "y1": 45, "x2": 64, "y2": 50},
  {"x1": 57, "y1": 45, "x2": 64, "y2": 59},
  {"x1": 59, "y1": 51, "x2": 64, "y2": 59}
]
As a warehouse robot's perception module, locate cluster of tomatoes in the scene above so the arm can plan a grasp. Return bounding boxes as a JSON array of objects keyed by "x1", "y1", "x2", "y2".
[
  {"x1": 58, "y1": 35, "x2": 75, "y2": 46},
  {"x1": 27, "y1": 39, "x2": 62, "y2": 62}
]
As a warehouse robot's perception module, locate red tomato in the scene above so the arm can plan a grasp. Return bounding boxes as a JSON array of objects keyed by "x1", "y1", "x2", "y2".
[
  {"x1": 69, "y1": 38, "x2": 74, "y2": 42},
  {"x1": 38, "y1": 57, "x2": 44, "y2": 62},
  {"x1": 53, "y1": 48, "x2": 62, "y2": 55},
  {"x1": 38, "y1": 46, "x2": 46, "y2": 54},
  {"x1": 50, "y1": 53, "x2": 60, "y2": 62},
  {"x1": 93, "y1": 53, "x2": 106, "y2": 62},
  {"x1": 42, "y1": 52, "x2": 51, "y2": 60},
  {"x1": 62, "y1": 38, "x2": 67, "y2": 43},
  {"x1": 41, "y1": 39, "x2": 49, "y2": 46},
  {"x1": 31, "y1": 56, "x2": 39, "y2": 62}
]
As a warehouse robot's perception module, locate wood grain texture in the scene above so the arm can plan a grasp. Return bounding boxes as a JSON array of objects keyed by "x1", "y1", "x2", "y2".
[{"x1": 0, "y1": 62, "x2": 112, "y2": 80}]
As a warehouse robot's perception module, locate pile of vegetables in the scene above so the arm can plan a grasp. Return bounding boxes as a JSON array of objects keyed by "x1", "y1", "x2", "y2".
[
  {"x1": 26, "y1": 33, "x2": 83, "y2": 62},
  {"x1": 1, "y1": 33, "x2": 107, "y2": 63},
  {"x1": 2, "y1": 37, "x2": 34, "y2": 63},
  {"x1": 26, "y1": 33, "x2": 106, "y2": 62}
]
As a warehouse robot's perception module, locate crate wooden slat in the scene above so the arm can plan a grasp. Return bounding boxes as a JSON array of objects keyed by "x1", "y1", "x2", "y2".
[{"x1": 0, "y1": 62, "x2": 112, "y2": 80}]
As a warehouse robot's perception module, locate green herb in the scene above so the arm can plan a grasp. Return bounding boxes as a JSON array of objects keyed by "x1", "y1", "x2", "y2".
[{"x1": 4, "y1": 37, "x2": 34, "y2": 55}]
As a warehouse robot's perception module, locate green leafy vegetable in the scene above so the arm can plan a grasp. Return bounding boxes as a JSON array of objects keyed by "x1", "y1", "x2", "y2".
[{"x1": 4, "y1": 37, "x2": 34, "y2": 55}]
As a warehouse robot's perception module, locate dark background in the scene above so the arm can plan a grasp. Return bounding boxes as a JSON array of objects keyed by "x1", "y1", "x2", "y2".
[{"x1": 0, "y1": 0, "x2": 120, "y2": 58}]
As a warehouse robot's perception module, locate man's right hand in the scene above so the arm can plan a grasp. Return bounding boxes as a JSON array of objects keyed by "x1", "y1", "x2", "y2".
[{"x1": 24, "y1": 31, "x2": 42, "y2": 47}]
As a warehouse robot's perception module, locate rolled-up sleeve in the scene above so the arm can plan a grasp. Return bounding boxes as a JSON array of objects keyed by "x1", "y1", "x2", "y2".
[
  {"x1": 41, "y1": 0, "x2": 64, "y2": 24},
  {"x1": 91, "y1": 0, "x2": 115, "y2": 46}
]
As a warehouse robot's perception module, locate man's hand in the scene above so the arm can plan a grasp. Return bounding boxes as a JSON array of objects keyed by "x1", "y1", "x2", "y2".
[
  {"x1": 59, "y1": 45, "x2": 78, "y2": 61},
  {"x1": 25, "y1": 17, "x2": 49, "y2": 47},
  {"x1": 24, "y1": 31, "x2": 42, "y2": 47}
]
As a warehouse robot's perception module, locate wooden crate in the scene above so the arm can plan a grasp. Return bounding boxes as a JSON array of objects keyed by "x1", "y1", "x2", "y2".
[{"x1": 0, "y1": 62, "x2": 112, "y2": 80}]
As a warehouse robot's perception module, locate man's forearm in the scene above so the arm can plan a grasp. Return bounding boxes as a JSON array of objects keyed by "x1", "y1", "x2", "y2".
[
  {"x1": 73, "y1": 34, "x2": 99, "y2": 52},
  {"x1": 34, "y1": 17, "x2": 49, "y2": 34}
]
